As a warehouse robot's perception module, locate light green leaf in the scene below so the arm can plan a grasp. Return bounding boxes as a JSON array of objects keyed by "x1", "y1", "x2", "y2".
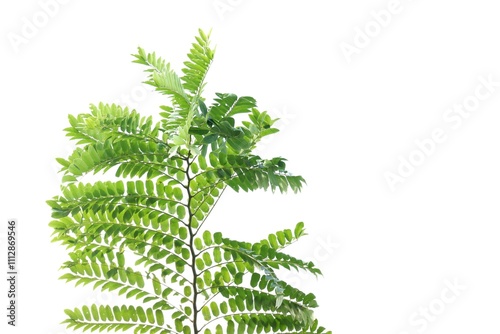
[
  {"x1": 152, "y1": 275, "x2": 162, "y2": 295},
  {"x1": 201, "y1": 306, "x2": 211, "y2": 321}
]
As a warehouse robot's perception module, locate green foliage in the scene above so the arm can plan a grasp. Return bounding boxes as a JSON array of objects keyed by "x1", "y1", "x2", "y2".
[{"x1": 48, "y1": 29, "x2": 331, "y2": 334}]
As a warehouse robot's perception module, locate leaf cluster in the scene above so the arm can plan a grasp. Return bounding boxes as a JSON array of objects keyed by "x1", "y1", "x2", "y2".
[{"x1": 48, "y1": 29, "x2": 331, "y2": 334}]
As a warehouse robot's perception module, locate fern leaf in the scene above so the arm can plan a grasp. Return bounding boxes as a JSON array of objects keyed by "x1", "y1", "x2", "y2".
[
  {"x1": 49, "y1": 30, "x2": 331, "y2": 334},
  {"x1": 181, "y1": 28, "x2": 214, "y2": 97}
]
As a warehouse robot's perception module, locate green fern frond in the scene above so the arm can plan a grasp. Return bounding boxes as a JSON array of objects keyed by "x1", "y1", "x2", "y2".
[
  {"x1": 63, "y1": 305, "x2": 173, "y2": 333},
  {"x1": 133, "y1": 49, "x2": 190, "y2": 109},
  {"x1": 181, "y1": 28, "x2": 214, "y2": 97},
  {"x1": 49, "y1": 29, "x2": 332, "y2": 334}
]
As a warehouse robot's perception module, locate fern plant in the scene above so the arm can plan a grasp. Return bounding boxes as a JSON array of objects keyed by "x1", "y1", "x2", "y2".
[{"x1": 47, "y1": 29, "x2": 332, "y2": 334}]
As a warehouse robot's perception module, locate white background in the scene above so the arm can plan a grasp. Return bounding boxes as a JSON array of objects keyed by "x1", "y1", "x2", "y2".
[{"x1": 2, "y1": 0, "x2": 500, "y2": 333}]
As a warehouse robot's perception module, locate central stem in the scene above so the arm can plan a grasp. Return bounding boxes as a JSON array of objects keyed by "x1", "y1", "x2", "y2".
[{"x1": 185, "y1": 156, "x2": 199, "y2": 334}]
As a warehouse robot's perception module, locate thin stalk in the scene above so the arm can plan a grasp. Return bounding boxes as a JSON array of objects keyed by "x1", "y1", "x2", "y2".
[{"x1": 185, "y1": 155, "x2": 199, "y2": 333}]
